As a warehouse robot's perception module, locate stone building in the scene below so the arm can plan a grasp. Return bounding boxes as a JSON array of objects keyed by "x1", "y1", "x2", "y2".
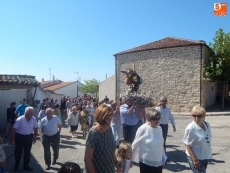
[{"x1": 114, "y1": 37, "x2": 218, "y2": 112}]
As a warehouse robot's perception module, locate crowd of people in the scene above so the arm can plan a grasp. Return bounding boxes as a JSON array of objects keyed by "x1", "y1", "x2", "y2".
[{"x1": 0, "y1": 95, "x2": 213, "y2": 173}]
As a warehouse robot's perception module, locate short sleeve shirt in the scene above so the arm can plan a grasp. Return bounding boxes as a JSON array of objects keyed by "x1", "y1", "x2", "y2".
[
  {"x1": 182, "y1": 121, "x2": 212, "y2": 160},
  {"x1": 68, "y1": 112, "x2": 79, "y2": 126},
  {"x1": 39, "y1": 115, "x2": 62, "y2": 136},
  {"x1": 13, "y1": 115, "x2": 38, "y2": 135},
  {"x1": 85, "y1": 127, "x2": 115, "y2": 173},
  {"x1": 16, "y1": 104, "x2": 29, "y2": 117}
]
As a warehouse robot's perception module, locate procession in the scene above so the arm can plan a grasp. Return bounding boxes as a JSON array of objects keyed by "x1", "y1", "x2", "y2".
[
  {"x1": 0, "y1": 71, "x2": 218, "y2": 173},
  {"x1": 1, "y1": 1, "x2": 229, "y2": 172}
]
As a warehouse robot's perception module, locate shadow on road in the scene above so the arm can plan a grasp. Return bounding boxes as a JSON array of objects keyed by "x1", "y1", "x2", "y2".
[{"x1": 164, "y1": 144, "x2": 190, "y2": 172}]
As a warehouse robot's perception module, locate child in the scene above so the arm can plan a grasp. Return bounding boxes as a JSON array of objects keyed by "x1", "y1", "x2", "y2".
[
  {"x1": 116, "y1": 142, "x2": 132, "y2": 173},
  {"x1": 0, "y1": 137, "x2": 10, "y2": 173}
]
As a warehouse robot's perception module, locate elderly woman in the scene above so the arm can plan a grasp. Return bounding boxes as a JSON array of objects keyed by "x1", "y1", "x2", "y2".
[
  {"x1": 84, "y1": 104, "x2": 120, "y2": 173},
  {"x1": 182, "y1": 105, "x2": 212, "y2": 173},
  {"x1": 132, "y1": 108, "x2": 167, "y2": 173}
]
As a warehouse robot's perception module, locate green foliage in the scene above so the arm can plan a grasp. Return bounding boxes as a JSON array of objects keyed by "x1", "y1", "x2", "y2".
[
  {"x1": 204, "y1": 28, "x2": 230, "y2": 83},
  {"x1": 80, "y1": 79, "x2": 99, "y2": 96}
]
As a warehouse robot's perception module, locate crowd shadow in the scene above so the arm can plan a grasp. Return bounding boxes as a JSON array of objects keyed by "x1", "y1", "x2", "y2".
[
  {"x1": 164, "y1": 145, "x2": 190, "y2": 172},
  {"x1": 5, "y1": 146, "x2": 46, "y2": 173}
]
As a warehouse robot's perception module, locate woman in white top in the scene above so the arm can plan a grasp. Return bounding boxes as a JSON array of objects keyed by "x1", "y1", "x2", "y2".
[
  {"x1": 182, "y1": 105, "x2": 212, "y2": 173},
  {"x1": 132, "y1": 108, "x2": 167, "y2": 173}
]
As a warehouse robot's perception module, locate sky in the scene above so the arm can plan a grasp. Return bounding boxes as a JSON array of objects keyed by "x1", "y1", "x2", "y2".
[{"x1": 0, "y1": 0, "x2": 229, "y2": 83}]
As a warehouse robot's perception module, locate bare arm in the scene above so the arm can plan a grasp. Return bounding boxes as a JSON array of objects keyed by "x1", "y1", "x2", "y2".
[
  {"x1": 84, "y1": 146, "x2": 96, "y2": 173},
  {"x1": 9, "y1": 128, "x2": 16, "y2": 145},
  {"x1": 186, "y1": 145, "x2": 201, "y2": 169},
  {"x1": 58, "y1": 124, "x2": 62, "y2": 132},
  {"x1": 114, "y1": 154, "x2": 121, "y2": 172},
  {"x1": 15, "y1": 110, "x2": 18, "y2": 117},
  {"x1": 33, "y1": 128, "x2": 38, "y2": 144},
  {"x1": 126, "y1": 102, "x2": 135, "y2": 115}
]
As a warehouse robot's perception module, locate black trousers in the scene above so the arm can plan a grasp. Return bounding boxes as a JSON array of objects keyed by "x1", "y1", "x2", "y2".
[
  {"x1": 14, "y1": 133, "x2": 33, "y2": 168},
  {"x1": 139, "y1": 161, "x2": 162, "y2": 173},
  {"x1": 159, "y1": 124, "x2": 168, "y2": 152},
  {"x1": 122, "y1": 124, "x2": 138, "y2": 144},
  {"x1": 42, "y1": 132, "x2": 60, "y2": 165}
]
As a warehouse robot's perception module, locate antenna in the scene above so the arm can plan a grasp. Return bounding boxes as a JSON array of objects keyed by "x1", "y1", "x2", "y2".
[
  {"x1": 75, "y1": 72, "x2": 81, "y2": 82},
  {"x1": 49, "y1": 68, "x2": 51, "y2": 80}
]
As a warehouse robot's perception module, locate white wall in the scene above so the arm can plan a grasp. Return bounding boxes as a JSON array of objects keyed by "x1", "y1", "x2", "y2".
[
  {"x1": 99, "y1": 75, "x2": 115, "y2": 102},
  {"x1": 0, "y1": 89, "x2": 27, "y2": 129},
  {"x1": 54, "y1": 82, "x2": 84, "y2": 98},
  {"x1": 32, "y1": 86, "x2": 64, "y2": 118}
]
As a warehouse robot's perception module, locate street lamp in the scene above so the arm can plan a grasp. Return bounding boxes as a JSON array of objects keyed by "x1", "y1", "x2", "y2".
[{"x1": 76, "y1": 80, "x2": 79, "y2": 98}]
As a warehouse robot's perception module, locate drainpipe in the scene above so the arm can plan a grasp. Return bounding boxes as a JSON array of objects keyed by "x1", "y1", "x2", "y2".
[
  {"x1": 33, "y1": 86, "x2": 38, "y2": 100},
  {"x1": 115, "y1": 55, "x2": 117, "y2": 101},
  {"x1": 200, "y1": 45, "x2": 203, "y2": 106}
]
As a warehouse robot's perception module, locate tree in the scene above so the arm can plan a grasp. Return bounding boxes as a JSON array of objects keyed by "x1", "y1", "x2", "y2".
[
  {"x1": 80, "y1": 79, "x2": 100, "y2": 99},
  {"x1": 204, "y1": 28, "x2": 230, "y2": 109}
]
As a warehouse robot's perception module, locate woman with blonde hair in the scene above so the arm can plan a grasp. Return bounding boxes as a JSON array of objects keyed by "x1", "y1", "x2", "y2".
[
  {"x1": 84, "y1": 104, "x2": 120, "y2": 173},
  {"x1": 116, "y1": 142, "x2": 132, "y2": 173},
  {"x1": 182, "y1": 105, "x2": 212, "y2": 173}
]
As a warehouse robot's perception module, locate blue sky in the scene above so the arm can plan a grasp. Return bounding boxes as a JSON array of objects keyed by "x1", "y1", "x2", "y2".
[{"x1": 0, "y1": 0, "x2": 229, "y2": 83}]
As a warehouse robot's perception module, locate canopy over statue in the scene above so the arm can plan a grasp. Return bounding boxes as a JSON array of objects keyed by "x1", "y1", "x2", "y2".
[{"x1": 121, "y1": 69, "x2": 143, "y2": 93}]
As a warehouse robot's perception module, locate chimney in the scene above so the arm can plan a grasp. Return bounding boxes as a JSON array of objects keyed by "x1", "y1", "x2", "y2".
[
  {"x1": 42, "y1": 78, "x2": 44, "y2": 82},
  {"x1": 53, "y1": 75, "x2": 55, "y2": 81},
  {"x1": 56, "y1": 78, "x2": 59, "y2": 84}
]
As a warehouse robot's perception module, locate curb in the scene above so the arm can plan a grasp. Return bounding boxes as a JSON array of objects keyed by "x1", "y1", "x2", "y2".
[{"x1": 172, "y1": 112, "x2": 230, "y2": 116}]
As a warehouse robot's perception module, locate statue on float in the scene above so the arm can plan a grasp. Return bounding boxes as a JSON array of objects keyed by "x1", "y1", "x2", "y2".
[{"x1": 121, "y1": 69, "x2": 143, "y2": 94}]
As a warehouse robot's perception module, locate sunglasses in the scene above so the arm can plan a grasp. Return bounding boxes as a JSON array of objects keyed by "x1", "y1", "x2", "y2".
[
  {"x1": 151, "y1": 117, "x2": 161, "y2": 121},
  {"x1": 192, "y1": 114, "x2": 203, "y2": 118}
]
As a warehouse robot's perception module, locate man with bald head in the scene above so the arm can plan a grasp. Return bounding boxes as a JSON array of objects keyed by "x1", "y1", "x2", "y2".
[
  {"x1": 155, "y1": 96, "x2": 176, "y2": 152},
  {"x1": 40, "y1": 108, "x2": 62, "y2": 170},
  {"x1": 10, "y1": 107, "x2": 38, "y2": 172}
]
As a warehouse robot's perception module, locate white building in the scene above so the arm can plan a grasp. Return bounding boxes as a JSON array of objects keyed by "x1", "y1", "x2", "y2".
[{"x1": 41, "y1": 78, "x2": 84, "y2": 98}]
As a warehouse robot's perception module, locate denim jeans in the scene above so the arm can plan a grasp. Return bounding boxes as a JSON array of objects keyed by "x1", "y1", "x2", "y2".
[
  {"x1": 111, "y1": 125, "x2": 121, "y2": 146},
  {"x1": 187, "y1": 155, "x2": 208, "y2": 173}
]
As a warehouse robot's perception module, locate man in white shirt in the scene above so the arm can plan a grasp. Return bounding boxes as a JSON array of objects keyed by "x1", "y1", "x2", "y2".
[
  {"x1": 39, "y1": 108, "x2": 62, "y2": 170},
  {"x1": 9, "y1": 107, "x2": 38, "y2": 172},
  {"x1": 155, "y1": 96, "x2": 176, "y2": 152}
]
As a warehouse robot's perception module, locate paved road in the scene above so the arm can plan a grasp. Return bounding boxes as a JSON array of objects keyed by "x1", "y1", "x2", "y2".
[{"x1": 3, "y1": 114, "x2": 230, "y2": 173}]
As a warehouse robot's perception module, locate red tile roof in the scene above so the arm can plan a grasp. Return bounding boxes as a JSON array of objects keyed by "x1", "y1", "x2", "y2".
[
  {"x1": 114, "y1": 37, "x2": 206, "y2": 55},
  {"x1": 44, "y1": 82, "x2": 76, "y2": 91},
  {"x1": 41, "y1": 80, "x2": 63, "y2": 88},
  {"x1": 0, "y1": 75, "x2": 40, "y2": 87}
]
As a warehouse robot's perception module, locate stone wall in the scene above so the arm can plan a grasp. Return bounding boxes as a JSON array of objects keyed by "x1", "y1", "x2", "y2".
[
  {"x1": 99, "y1": 75, "x2": 116, "y2": 102},
  {"x1": 115, "y1": 45, "x2": 211, "y2": 112}
]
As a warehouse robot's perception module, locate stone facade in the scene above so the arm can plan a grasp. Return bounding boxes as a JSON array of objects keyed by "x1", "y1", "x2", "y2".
[
  {"x1": 99, "y1": 75, "x2": 116, "y2": 102},
  {"x1": 115, "y1": 45, "x2": 217, "y2": 112}
]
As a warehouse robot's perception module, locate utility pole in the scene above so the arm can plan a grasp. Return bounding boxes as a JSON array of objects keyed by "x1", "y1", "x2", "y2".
[{"x1": 49, "y1": 68, "x2": 51, "y2": 80}]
